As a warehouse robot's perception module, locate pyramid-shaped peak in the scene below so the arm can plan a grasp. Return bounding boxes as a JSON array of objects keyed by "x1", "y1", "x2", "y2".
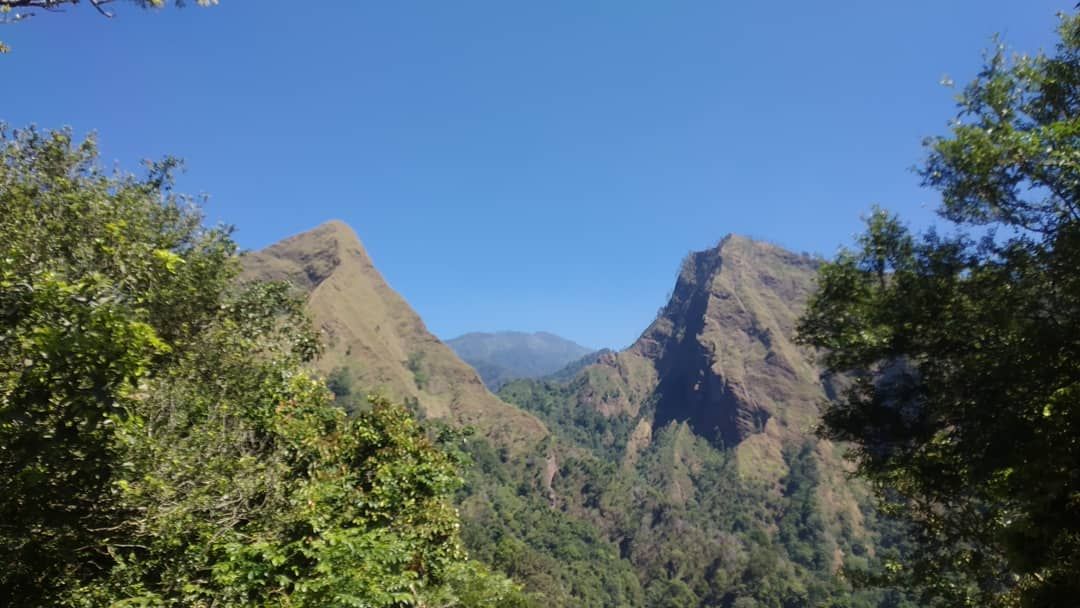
[
  {"x1": 616, "y1": 234, "x2": 826, "y2": 449},
  {"x1": 715, "y1": 234, "x2": 816, "y2": 265},
  {"x1": 718, "y1": 233, "x2": 756, "y2": 250},
  {"x1": 265, "y1": 220, "x2": 370, "y2": 261},
  {"x1": 273, "y1": 219, "x2": 364, "y2": 253},
  {"x1": 312, "y1": 219, "x2": 360, "y2": 239},
  {"x1": 632, "y1": 234, "x2": 820, "y2": 360},
  {"x1": 240, "y1": 220, "x2": 549, "y2": 451},
  {"x1": 242, "y1": 220, "x2": 373, "y2": 292},
  {"x1": 676, "y1": 234, "x2": 766, "y2": 281}
]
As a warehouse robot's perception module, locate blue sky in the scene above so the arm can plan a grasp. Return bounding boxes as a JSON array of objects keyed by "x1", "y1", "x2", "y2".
[{"x1": 1, "y1": 1, "x2": 1068, "y2": 348}]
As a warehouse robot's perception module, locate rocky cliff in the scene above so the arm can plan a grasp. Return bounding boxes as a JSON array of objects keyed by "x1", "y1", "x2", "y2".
[{"x1": 567, "y1": 235, "x2": 833, "y2": 481}]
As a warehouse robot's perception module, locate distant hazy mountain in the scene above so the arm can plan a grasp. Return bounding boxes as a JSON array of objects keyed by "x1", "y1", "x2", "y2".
[{"x1": 446, "y1": 331, "x2": 594, "y2": 390}]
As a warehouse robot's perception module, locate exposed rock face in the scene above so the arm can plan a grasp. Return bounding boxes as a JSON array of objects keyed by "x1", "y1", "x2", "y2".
[
  {"x1": 241, "y1": 220, "x2": 548, "y2": 451},
  {"x1": 487, "y1": 234, "x2": 881, "y2": 604},
  {"x1": 576, "y1": 235, "x2": 827, "y2": 481}
]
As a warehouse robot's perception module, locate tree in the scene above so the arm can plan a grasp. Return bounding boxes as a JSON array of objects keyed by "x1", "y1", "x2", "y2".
[
  {"x1": 798, "y1": 12, "x2": 1080, "y2": 608},
  {"x1": 0, "y1": 125, "x2": 531, "y2": 606},
  {"x1": 1, "y1": 0, "x2": 216, "y2": 53}
]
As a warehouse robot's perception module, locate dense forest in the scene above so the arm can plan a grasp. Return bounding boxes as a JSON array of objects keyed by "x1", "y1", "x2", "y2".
[{"x1": 2, "y1": 4, "x2": 1079, "y2": 608}]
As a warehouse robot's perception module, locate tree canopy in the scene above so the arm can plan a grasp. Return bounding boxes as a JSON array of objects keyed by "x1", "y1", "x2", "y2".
[
  {"x1": 0, "y1": 125, "x2": 529, "y2": 607},
  {"x1": 798, "y1": 12, "x2": 1080, "y2": 608}
]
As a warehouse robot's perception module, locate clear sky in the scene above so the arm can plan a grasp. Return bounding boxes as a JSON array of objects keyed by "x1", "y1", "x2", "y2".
[{"x1": 1, "y1": 1, "x2": 1068, "y2": 349}]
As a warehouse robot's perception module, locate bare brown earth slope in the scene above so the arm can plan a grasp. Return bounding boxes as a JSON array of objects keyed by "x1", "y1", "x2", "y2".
[{"x1": 240, "y1": 220, "x2": 547, "y2": 451}]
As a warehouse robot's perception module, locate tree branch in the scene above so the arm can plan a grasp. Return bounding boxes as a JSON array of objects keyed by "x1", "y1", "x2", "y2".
[{"x1": 89, "y1": 0, "x2": 113, "y2": 18}]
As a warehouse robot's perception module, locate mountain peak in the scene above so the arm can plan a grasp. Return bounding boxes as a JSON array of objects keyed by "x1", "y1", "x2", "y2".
[
  {"x1": 716, "y1": 233, "x2": 818, "y2": 270},
  {"x1": 241, "y1": 221, "x2": 548, "y2": 451},
  {"x1": 306, "y1": 219, "x2": 364, "y2": 249},
  {"x1": 318, "y1": 218, "x2": 354, "y2": 232},
  {"x1": 274, "y1": 219, "x2": 367, "y2": 259},
  {"x1": 242, "y1": 220, "x2": 372, "y2": 291},
  {"x1": 667, "y1": 235, "x2": 785, "y2": 295},
  {"x1": 569, "y1": 235, "x2": 824, "y2": 480}
]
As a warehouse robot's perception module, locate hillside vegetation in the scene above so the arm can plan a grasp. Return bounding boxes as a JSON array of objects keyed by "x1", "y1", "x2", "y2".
[
  {"x1": 0, "y1": 129, "x2": 529, "y2": 607},
  {"x1": 4, "y1": 9, "x2": 1077, "y2": 607},
  {"x1": 244, "y1": 216, "x2": 916, "y2": 606},
  {"x1": 798, "y1": 13, "x2": 1080, "y2": 606},
  {"x1": 485, "y1": 236, "x2": 917, "y2": 607}
]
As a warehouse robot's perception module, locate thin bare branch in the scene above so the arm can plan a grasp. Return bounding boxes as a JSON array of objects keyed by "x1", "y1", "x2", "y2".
[{"x1": 88, "y1": 0, "x2": 113, "y2": 18}]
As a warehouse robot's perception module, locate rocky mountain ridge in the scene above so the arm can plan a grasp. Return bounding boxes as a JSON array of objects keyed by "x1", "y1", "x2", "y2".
[
  {"x1": 563, "y1": 235, "x2": 832, "y2": 482},
  {"x1": 242, "y1": 221, "x2": 903, "y2": 607},
  {"x1": 487, "y1": 233, "x2": 886, "y2": 605},
  {"x1": 240, "y1": 220, "x2": 548, "y2": 451}
]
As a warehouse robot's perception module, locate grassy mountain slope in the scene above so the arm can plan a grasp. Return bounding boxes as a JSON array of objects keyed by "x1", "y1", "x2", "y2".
[
  {"x1": 446, "y1": 331, "x2": 594, "y2": 389},
  {"x1": 542, "y1": 347, "x2": 614, "y2": 384},
  {"x1": 626, "y1": 235, "x2": 830, "y2": 481},
  {"x1": 242, "y1": 223, "x2": 911, "y2": 607},
  {"x1": 540, "y1": 235, "x2": 836, "y2": 483},
  {"x1": 241, "y1": 221, "x2": 646, "y2": 603},
  {"x1": 493, "y1": 235, "x2": 913, "y2": 607},
  {"x1": 240, "y1": 220, "x2": 547, "y2": 451}
]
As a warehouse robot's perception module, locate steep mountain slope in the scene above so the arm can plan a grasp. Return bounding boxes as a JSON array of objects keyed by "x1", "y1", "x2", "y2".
[
  {"x1": 240, "y1": 220, "x2": 547, "y2": 450},
  {"x1": 240, "y1": 224, "x2": 907, "y2": 607},
  {"x1": 579, "y1": 234, "x2": 829, "y2": 481},
  {"x1": 544, "y1": 347, "x2": 614, "y2": 383},
  {"x1": 492, "y1": 235, "x2": 907, "y2": 607},
  {"x1": 446, "y1": 331, "x2": 594, "y2": 390}
]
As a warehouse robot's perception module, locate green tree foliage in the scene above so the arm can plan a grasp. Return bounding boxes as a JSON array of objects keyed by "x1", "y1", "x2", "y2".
[
  {"x1": 457, "y1": 436, "x2": 645, "y2": 608},
  {"x1": 490, "y1": 379, "x2": 913, "y2": 608},
  {"x1": 798, "y1": 13, "x2": 1080, "y2": 607},
  {"x1": 406, "y1": 351, "x2": 430, "y2": 391},
  {"x1": 326, "y1": 365, "x2": 370, "y2": 414},
  {"x1": 498, "y1": 378, "x2": 637, "y2": 461},
  {"x1": 0, "y1": 126, "x2": 528, "y2": 606}
]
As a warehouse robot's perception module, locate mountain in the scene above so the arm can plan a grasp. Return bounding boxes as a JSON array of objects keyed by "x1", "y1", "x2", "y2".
[
  {"x1": 490, "y1": 235, "x2": 910, "y2": 607},
  {"x1": 446, "y1": 331, "x2": 594, "y2": 390},
  {"x1": 576, "y1": 234, "x2": 829, "y2": 481},
  {"x1": 242, "y1": 221, "x2": 644, "y2": 605},
  {"x1": 242, "y1": 223, "x2": 909, "y2": 607},
  {"x1": 239, "y1": 220, "x2": 547, "y2": 451}
]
